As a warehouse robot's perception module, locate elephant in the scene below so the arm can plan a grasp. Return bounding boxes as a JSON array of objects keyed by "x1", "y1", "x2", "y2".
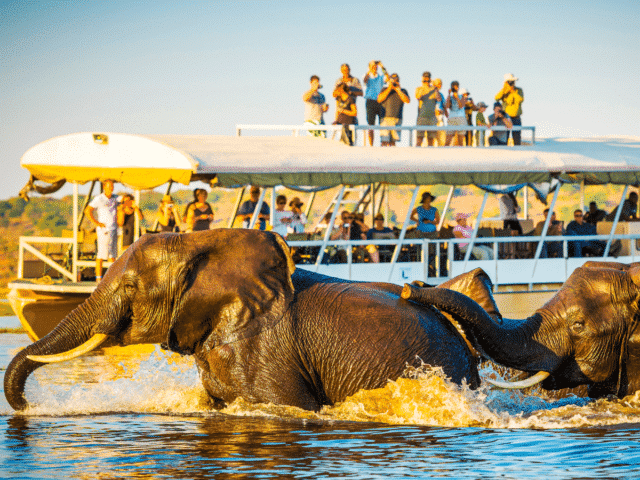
[
  {"x1": 4, "y1": 229, "x2": 502, "y2": 412},
  {"x1": 401, "y1": 261, "x2": 640, "y2": 399}
]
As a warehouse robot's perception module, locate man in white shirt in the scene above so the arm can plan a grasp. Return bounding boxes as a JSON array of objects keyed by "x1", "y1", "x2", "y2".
[{"x1": 86, "y1": 179, "x2": 119, "y2": 282}]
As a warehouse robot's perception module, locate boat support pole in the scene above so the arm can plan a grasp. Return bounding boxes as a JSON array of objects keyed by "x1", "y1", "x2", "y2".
[
  {"x1": 462, "y1": 190, "x2": 489, "y2": 270},
  {"x1": 315, "y1": 186, "x2": 346, "y2": 269},
  {"x1": 73, "y1": 183, "x2": 79, "y2": 282},
  {"x1": 228, "y1": 186, "x2": 246, "y2": 228},
  {"x1": 305, "y1": 191, "x2": 316, "y2": 218},
  {"x1": 249, "y1": 188, "x2": 267, "y2": 230},
  {"x1": 439, "y1": 186, "x2": 455, "y2": 231},
  {"x1": 387, "y1": 186, "x2": 421, "y2": 282},
  {"x1": 603, "y1": 185, "x2": 628, "y2": 257},
  {"x1": 529, "y1": 186, "x2": 561, "y2": 288}
]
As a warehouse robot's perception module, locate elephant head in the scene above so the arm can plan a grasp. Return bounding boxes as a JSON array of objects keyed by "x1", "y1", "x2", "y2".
[
  {"x1": 4, "y1": 229, "x2": 296, "y2": 411},
  {"x1": 402, "y1": 262, "x2": 640, "y2": 398}
]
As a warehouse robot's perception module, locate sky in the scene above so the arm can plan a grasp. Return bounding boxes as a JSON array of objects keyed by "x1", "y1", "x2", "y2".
[{"x1": 1, "y1": 0, "x2": 639, "y2": 199}]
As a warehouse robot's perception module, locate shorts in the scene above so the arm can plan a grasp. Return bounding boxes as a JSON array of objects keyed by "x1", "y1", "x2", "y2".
[
  {"x1": 416, "y1": 116, "x2": 437, "y2": 139},
  {"x1": 380, "y1": 117, "x2": 401, "y2": 142},
  {"x1": 448, "y1": 116, "x2": 466, "y2": 134},
  {"x1": 366, "y1": 99, "x2": 385, "y2": 125},
  {"x1": 96, "y1": 227, "x2": 118, "y2": 260}
]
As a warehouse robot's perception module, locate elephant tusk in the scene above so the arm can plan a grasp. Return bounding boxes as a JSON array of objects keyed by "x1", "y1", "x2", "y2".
[
  {"x1": 27, "y1": 334, "x2": 108, "y2": 363},
  {"x1": 486, "y1": 371, "x2": 550, "y2": 390}
]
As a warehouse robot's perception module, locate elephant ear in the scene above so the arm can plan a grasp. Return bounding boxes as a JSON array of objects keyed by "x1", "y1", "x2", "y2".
[
  {"x1": 165, "y1": 230, "x2": 296, "y2": 354},
  {"x1": 620, "y1": 264, "x2": 640, "y2": 397},
  {"x1": 437, "y1": 268, "x2": 502, "y2": 323}
]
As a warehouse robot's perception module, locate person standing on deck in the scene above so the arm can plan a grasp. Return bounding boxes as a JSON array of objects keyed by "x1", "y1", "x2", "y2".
[
  {"x1": 333, "y1": 63, "x2": 363, "y2": 122},
  {"x1": 377, "y1": 73, "x2": 410, "y2": 147},
  {"x1": 303, "y1": 75, "x2": 329, "y2": 136},
  {"x1": 363, "y1": 60, "x2": 388, "y2": 146},
  {"x1": 432, "y1": 78, "x2": 448, "y2": 146},
  {"x1": 415, "y1": 71, "x2": 441, "y2": 147},
  {"x1": 445, "y1": 81, "x2": 467, "y2": 146},
  {"x1": 410, "y1": 191, "x2": 440, "y2": 233},
  {"x1": 495, "y1": 73, "x2": 524, "y2": 145},
  {"x1": 117, "y1": 193, "x2": 144, "y2": 250},
  {"x1": 86, "y1": 179, "x2": 118, "y2": 283}
]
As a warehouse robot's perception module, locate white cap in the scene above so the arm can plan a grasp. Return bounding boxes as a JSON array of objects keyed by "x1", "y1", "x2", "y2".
[{"x1": 459, "y1": 88, "x2": 468, "y2": 95}]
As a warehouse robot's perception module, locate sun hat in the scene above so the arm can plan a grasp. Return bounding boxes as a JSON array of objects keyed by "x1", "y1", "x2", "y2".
[
  {"x1": 504, "y1": 73, "x2": 518, "y2": 82},
  {"x1": 455, "y1": 212, "x2": 471, "y2": 221},
  {"x1": 459, "y1": 88, "x2": 468, "y2": 95},
  {"x1": 289, "y1": 196, "x2": 303, "y2": 207},
  {"x1": 476, "y1": 102, "x2": 488, "y2": 109}
]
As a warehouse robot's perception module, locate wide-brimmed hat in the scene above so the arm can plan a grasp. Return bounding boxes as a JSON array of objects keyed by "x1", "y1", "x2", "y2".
[
  {"x1": 455, "y1": 212, "x2": 471, "y2": 221},
  {"x1": 504, "y1": 73, "x2": 518, "y2": 82},
  {"x1": 459, "y1": 88, "x2": 469, "y2": 95},
  {"x1": 289, "y1": 196, "x2": 303, "y2": 207},
  {"x1": 476, "y1": 101, "x2": 488, "y2": 109},
  {"x1": 421, "y1": 191, "x2": 436, "y2": 202}
]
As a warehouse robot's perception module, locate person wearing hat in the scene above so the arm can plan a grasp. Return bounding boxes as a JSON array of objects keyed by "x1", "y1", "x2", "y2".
[
  {"x1": 157, "y1": 194, "x2": 182, "y2": 233},
  {"x1": 238, "y1": 185, "x2": 270, "y2": 230},
  {"x1": 287, "y1": 196, "x2": 307, "y2": 234},
  {"x1": 410, "y1": 191, "x2": 440, "y2": 233},
  {"x1": 415, "y1": 71, "x2": 442, "y2": 147},
  {"x1": 475, "y1": 102, "x2": 489, "y2": 147},
  {"x1": 495, "y1": 73, "x2": 524, "y2": 145},
  {"x1": 186, "y1": 188, "x2": 214, "y2": 232},
  {"x1": 445, "y1": 81, "x2": 468, "y2": 146},
  {"x1": 453, "y1": 212, "x2": 493, "y2": 260}
]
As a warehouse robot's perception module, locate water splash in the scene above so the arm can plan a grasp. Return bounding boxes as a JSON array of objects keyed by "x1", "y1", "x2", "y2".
[{"x1": 16, "y1": 348, "x2": 640, "y2": 428}]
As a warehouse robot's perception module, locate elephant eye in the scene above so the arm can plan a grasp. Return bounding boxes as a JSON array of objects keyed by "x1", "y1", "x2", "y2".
[{"x1": 570, "y1": 322, "x2": 585, "y2": 334}]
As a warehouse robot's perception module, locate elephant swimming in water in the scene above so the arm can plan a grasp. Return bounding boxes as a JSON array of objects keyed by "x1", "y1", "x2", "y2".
[
  {"x1": 403, "y1": 261, "x2": 640, "y2": 399},
  {"x1": 5, "y1": 229, "x2": 502, "y2": 412}
]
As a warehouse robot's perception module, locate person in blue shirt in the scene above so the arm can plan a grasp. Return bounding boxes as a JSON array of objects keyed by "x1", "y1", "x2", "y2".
[
  {"x1": 410, "y1": 191, "x2": 440, "y2": 233},
  {"x1": 238, "y1": 185, "x2": 270, "y2": 230},
  {"x1": 363, "y1": 60, "x2": 388, "y2": 146},
  {"x1": 566, "y1": 209, "x2": 609, "y2": 257}
]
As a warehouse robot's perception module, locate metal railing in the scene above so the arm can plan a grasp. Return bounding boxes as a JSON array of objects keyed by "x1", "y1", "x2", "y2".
[{"x1": 236, "y1": 124, "x2": 535, "y2": 147}]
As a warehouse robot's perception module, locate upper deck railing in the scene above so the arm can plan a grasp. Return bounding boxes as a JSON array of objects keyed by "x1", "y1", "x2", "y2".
[{"x1": 236, "y1": 124, "x2": 536, "y2": 147}]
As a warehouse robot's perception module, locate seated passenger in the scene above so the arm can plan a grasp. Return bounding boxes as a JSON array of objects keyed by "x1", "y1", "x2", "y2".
[
  {"x1": 534, "y1": 209, "x2": 564, "y2": 258},
  {"x1": 117, "y1": 193, "x2": 144, "y2": 249},
  {"x1": 287, "y1": 197, "x2": 307, "y2": 235},
  {"x1": 453, "y1": 213, "x2": 493, "y2": 260},
  {"x1": 366, "y1": 213, "x2": 395, "y2": 263},
  {"x1": 583, "y1": 201, "x2": 607, "y2": 226},
  {"x1": 566, "y1": 209, "x2": 605, "y2": 257},
  {"x1": 606, "y1": 191, "x2": 638, "y2": 222},
  {"x1": 157, "y1": 194, "x2": 182, "y2": 232},
  {"x1": 272, "y1": 194, "x2": 291, "y2": 237},
  {"x1": 238, "y1": 185, "x2": 270, "y2": 230}
]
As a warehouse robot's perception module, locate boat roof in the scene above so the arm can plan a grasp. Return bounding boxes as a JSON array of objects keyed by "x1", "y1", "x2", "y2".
[{"x1": 20, "y1": 132, "x2": 640, "y2": 190}]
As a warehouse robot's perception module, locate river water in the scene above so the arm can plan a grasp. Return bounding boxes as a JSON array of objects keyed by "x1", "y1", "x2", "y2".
[{"x1": 1, "y1": 316, "x2": 640, "y2": 479}]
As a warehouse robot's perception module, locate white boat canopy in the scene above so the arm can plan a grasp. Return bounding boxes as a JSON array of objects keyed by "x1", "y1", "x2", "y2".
[{"x1": 21, "y1": 132, "x2": 640, "y2": 190}]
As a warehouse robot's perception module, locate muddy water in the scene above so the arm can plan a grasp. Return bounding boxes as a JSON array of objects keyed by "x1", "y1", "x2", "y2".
[{"x1": 1, "y1": 331, "x2": 640, "y2": 479}]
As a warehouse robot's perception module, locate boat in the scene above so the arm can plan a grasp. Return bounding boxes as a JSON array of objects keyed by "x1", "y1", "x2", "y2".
[{"x1": 7, "y1": 129, "x2": 640, "y2": 341}]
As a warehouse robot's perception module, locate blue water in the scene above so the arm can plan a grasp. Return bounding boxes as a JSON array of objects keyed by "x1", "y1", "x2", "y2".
[{"x1": 1, "y1": 330, "x2": 640, "y2": 479}]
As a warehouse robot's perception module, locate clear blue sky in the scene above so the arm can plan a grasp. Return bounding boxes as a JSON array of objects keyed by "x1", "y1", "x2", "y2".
[{"x1": 1, "y1": 0, "x2": 639, "y2": 199}]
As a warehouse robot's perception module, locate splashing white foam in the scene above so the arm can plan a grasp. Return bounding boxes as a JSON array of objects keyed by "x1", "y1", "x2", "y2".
[{"x1": 15, "y1": 349, "x2": 640, "y2": 428}]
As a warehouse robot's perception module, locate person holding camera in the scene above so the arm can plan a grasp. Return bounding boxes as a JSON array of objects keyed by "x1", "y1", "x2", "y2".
[
  {"x1": 334, "y1": 82, "x2": 358, "y2": 145},
  {"x1": 157, "y1": 195, "x2": 182, "y2": 233},
  {"x1": 488, "y1": 102, "x2": 513, "y2": 146},
  {"x1": 377, "y1": 73, "x2": 410, "y2": 147},
  {"x1": 415, "y1": 71, "x2": 441, "y2": 147},
  {"x1": 363, "y1": 60, "x2": 388, "y2": 146},
  {"x1": 495, "y1": 73, "x2": 524, "y2": 145},
  {"x1": 303, "y1": 75, "x2": 329, "y2": 136}
]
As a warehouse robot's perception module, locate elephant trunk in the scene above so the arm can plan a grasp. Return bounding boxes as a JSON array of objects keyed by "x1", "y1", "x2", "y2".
[
  {"x1": 402, "y1": 284, "x2": 561, "y2": 374},
  {"x1": 4, "y1": 294, "x2": 105, "y2": 411}
]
